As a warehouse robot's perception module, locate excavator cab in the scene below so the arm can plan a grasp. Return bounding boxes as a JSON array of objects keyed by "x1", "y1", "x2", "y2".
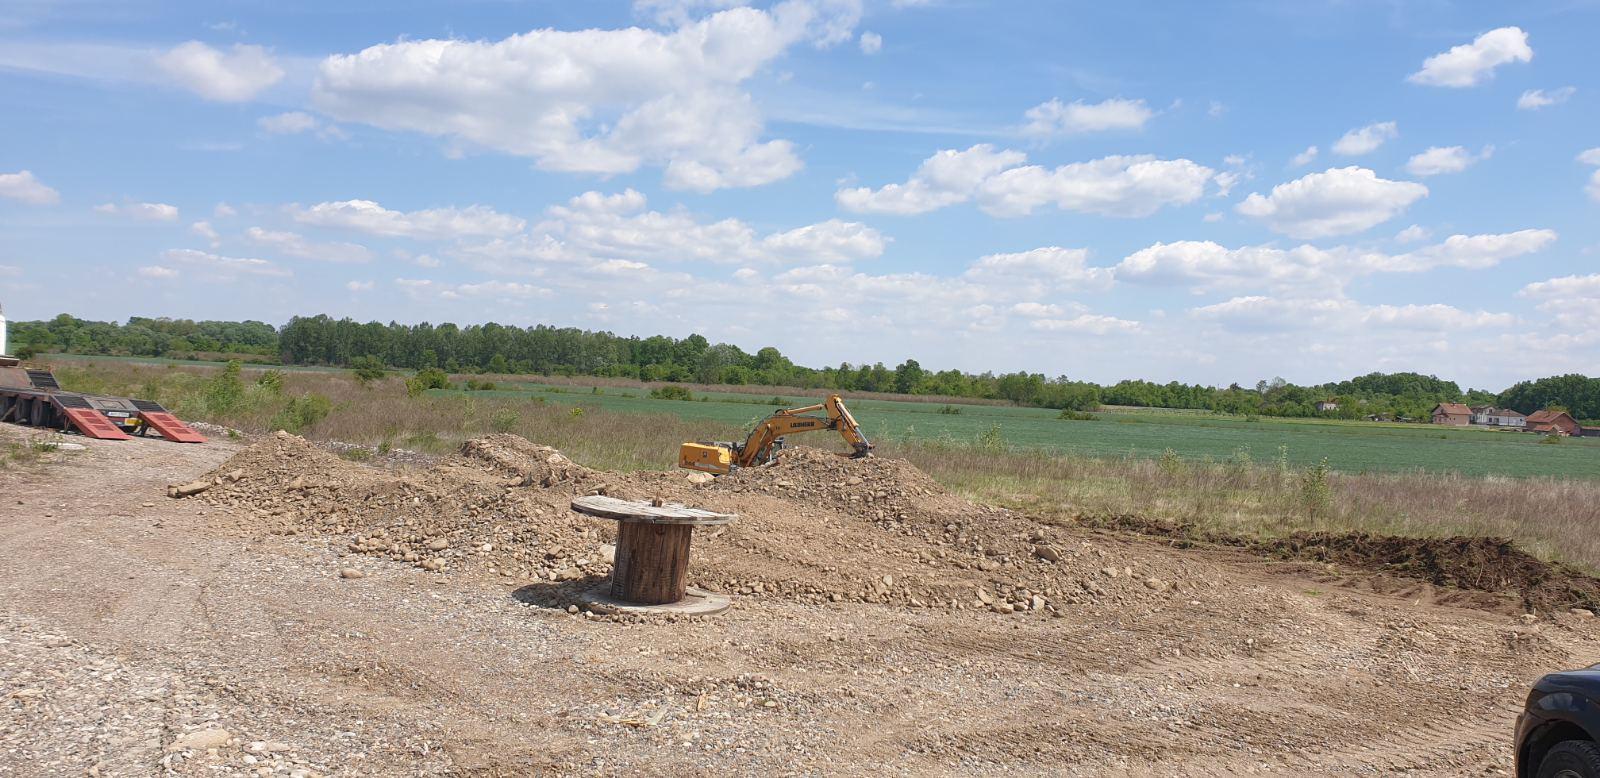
[{"x1": 677, "y1": 394, "x2": 872, "y2": 475}]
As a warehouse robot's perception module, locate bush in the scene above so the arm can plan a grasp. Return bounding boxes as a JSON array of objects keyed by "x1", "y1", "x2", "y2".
[
  {"x1": 976, "y1": 424, "x2": 1006, "y2": 453},
  {"x1": 1056, "y1": 409, "x2": 1097, "y2": 421},
  {"x1": 1540, "y1": 434, "x2": 1564, "y2": 445},
  {"x1": 491, "y1": 407, "x2": 521, "y2": 433},
  {"x1": 255, "y1": 369, "x2": 285, "y2": 395},
  {"x1": 406, "y1": 367, "x2": 450, "y2": 397},
  {"x1": 270, "y1": 393, "x2": 333, "y2": 433},
  {"x1": 649, "y1": 385, "x2": 694, "y2": 401},
  {"x1": 938, "y1": 405, "x2": 963, "y2": 415},
  {"x1": 350, "y1": 355, "x2": 387, "y2": 384},
  {"x1": 1300, "y1": 458, "x2": 1333, "y2": 516},
  {"x1": 203, "y1": 360, "x2": 246, "y2": 415},
  {"x1": 465, "y1": 379, "x2": 498, "y2": 391}
]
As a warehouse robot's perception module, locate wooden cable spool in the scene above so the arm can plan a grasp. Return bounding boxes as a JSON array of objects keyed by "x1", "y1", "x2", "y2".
[{"x1": 570, "y1": 495, "x2": 735, "y2": 607}]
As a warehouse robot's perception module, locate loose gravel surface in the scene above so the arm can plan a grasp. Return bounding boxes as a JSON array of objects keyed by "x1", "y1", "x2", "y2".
[{"x1": 4, "y1": 425, "x2": 1600, "y2": 776}]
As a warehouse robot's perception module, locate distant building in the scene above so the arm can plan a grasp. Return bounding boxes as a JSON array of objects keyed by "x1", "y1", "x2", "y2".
[
  {"x1": 1431, "y1": 403, "x2": 1472, "y2": 426},
  {"x1": 1582, "y1": 426, "x2": 1600, "y2": 438},
  {"x1": 1315, "y1": 399, "x2": 1340, "y2": 412},
  {"x1": 1526, "y1": 410, "x2": 1580, "y2": 436},
  {"x1": 1469, "y1": 406, "x2": 1527, "y2": 428}
]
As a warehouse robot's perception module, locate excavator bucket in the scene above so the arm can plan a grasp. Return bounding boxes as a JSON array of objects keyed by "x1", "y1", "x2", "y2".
[{"x1": 679, "y1": 443, "x2": 733, "y2": 475}]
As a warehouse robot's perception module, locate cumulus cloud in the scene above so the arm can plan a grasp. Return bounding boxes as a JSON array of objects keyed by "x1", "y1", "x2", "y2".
[
  {"x1": 1028, "y1": 314, "x2": 1140, "y2": 334},
  {"x1": 1405, "y1": 145, "x2": 1491, "y2": 177},
  {"x1": 311, "y1": 4, "x2": 858, "y2": 191},
  {"x1": 288, "y1": 200, "x2": 525, "y2": 240},
  {"x1": 0, "y1": 170, "x2": 60, "y2": 205},
  {"x1": 394, "y1": 277, "x2": 553, "y2": 302},
  {"x1": 1021, "y1": 97, "x2": 1154, "y2": 137},
  {"x1": 1408, "y1": 26, "x2": 1532, "y2": 88},
  {"x1": 1116, "y1": 229, "x2": 1554, "y2": 293},
  {"x1": 451, "y1": 189, "x2": 886, "y2": 274},
  {"x1": 346, "y1": 280, "x2": 374, "y2": 292},
  {"x1": 858, "y1": 31, "x2": 882, "y2": 54},
  {"x1": 191, "y1": 220, "x2": 220, "y2": 247},
  {"x1": 245, "y1": 226, "x2": 372, "y2": 263},
  {"x1": 1394, "y1": 224, "x2": 1431, "y2": 243},
  {"x1": 258, "y1": 111, "x2": 319, "y2": 134},
  {"x1": 156, "y1": 41, "x2": 284, "y2": 102},
  {"x1": 137, "y1": 266, "x2": 177, "y2": 279},
  {"x1": 1580, "y1": 149, "x2": 1600, "y2": 203},
  {"x1": 1291, "y1": 146, "x2": 1318, "y2": 167},
  {"x1": 1191, "y1": 295, "x2": 1513, "y2": 333},
  {"x1": 963, "y1": 247, "x2": 1114, "y2": 291},
  {"x1": 96, "y1": 201, "x2": 181, "y2": 221},
  {"x1": 838, "y1": 145, "x2": 1216, "y2": 218},
  {"x1": 159, "y1": 248, "x2": 291, "y2": 279},
  {"x1": 1332, "y1": 121, "x2": 1398, "y2": 156},
  {"x1": 1518, "y1": 87, "x2": 1575, "y2": 110},
  {"x1": 1234, "y1": 167, "x2": 1427, "y2": 239}
]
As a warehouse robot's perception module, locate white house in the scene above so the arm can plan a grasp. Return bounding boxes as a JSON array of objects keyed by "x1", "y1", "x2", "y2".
[{"x1": 1469, "y1": 406, "x2": 1527, "y2": 428}]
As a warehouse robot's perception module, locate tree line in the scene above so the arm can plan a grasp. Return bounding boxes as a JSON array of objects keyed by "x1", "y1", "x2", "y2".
[{"x1": 11, "y1": 313, "x2": 1598, "y2": 420}]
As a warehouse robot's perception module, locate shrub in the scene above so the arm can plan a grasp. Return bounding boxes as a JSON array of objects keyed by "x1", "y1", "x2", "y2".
[
  {"x1": 465, "y1": 378, "x2": 498, "y2": 391},
  {"x1": 203, "y1": 360, "x2": 246, "y2": 415},
  {"x1": 270, "y1": 393, "x2": 333, "y2": 434},
  {"x1": 1157, "y1": 448, "x2": 1183, "y2": 476},
  {"x1": 938, "y1": 405, "x2": 963, "y2": 415},
  {"x1": 1540, "y1": 434, "x2": 1564, "y2": 445},
  {"x1": 976, "y1": 424, "x2": 1006, "y2": 453},
  {"x1": 1056, "y1": 409, "x2": 1097, "y2": 421},
  {"x1": 649, "y1": 385, "x2": 694, "y2": 401},
  {"x1": 406, "y1": 367, "x2": 450, "y2": 398},
  {"x1": 350, "y1": 355, "x2": 387, "y2": 384},
  {"x1": 491, "y1": 407, "x2": 521, "y2": 433},
  {"x1": 255, "y1": 369, "x2": 286, "y2": 395},
  {"x1": 1300, "y1": 458, "x2": 1333, "y2": 516}
]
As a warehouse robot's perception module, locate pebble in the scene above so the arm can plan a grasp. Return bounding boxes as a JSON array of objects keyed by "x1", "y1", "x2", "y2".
[
  {"x1": 339, "y1": 568, "x2": 365, "y2": 579},
  {"x1": 1034, "y1": 545, "x2": 1062, "y2": 563},
  {"x1": 169, "y1": 727, "x2": 231, "y2": 752},
  {"x1": 427, "y1": 538, "x2": 449, "y2": 551}
]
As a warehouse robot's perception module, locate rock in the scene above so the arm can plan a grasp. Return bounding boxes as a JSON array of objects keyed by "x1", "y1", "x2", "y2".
[
  {"x1": 1030, "y1": 594, "x2": 1047, "y2": 611},
  {"x1": 169, "y1": 728, "x2": 231, "y2": 752},
  {"x1": 420, "y1": 559, "x2": 444, "y2": 572},
  {"x1": 685, "y1": 472, "x2": 715, "y2": 485},
  {"x1": 1033, "y1": 545, "x2": 1062, "y2": 563},
  {"x1": 1144, "y1": 577, "x2": 1167, "y2": 591},
  {"x1": 881, "y1": 574, "x2": 894, "y2": 587},
  {"x1": 1571, "y1": 608, "x2": 1595, "y2": 618},
  {"x1": 427, "y1": 538, "x2": 449, "y2": 551},
  {"x1": 1100, "y1": 567, "x2": 1119, "y2": 578},
  {"x1": 976, "y1": 588, "x2": 994, "y2": 605},
  {"x1": 339, "y1": 568, "x2": 365, "y2": 579}
]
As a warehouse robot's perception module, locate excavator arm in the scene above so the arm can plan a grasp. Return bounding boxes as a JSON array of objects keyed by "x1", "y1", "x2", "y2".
[{"x1": 678, "y1": 394, "x2": 873, "y2": 474}]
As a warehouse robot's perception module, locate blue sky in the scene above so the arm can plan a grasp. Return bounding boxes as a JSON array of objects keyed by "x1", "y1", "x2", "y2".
[{"x1": 1, "y1": 0, "x2": 1596, "y2": 389}]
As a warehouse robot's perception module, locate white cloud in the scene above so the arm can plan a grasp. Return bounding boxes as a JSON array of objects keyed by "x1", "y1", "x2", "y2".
[
  {"x1": 1579, "y1": 149, "x2": 1600, "y2": 166},
  {"x1": 245, "y1": 226, "x2": 372, "y2": 263},
  {"x1": 394, "y1": 277, "x2": 552, "y2": 302},
  {"x1": 191, "y1": 220, "x2": 220, "y2": 247},
  {"x1": 96, "y1": 201, "x2": 181, "y2": 222},
  {"x1": 156, "y1": 41, "x2": 284, "y2": 102},
  {"x1": 836, "y1": 144, "x2": 1026, "y2": 215},
  {"x1": 289, "y1": 199, "x2": 525, "y2": 240},
  {"x1": 258, "y1": 111, "x2": 318, "y2": 134},
  {"x1": 1291, "y1": 146, "x2": 1318, "y2": 167},
  {"x1": 0, "y1": 170, "x2": 60, "y2": 205},
  {"x1": 963, "y1": 247, "x2": 1113, "y2": 291},
  {"x1": 1331, "y1": 121, "x2": 1398, "y2": 156},
  {"x1": 138, "y1": 266, "x2": 177, "y2": 279},
  {"x1": 1518, "y1": 87, "x2": 1575, "y2": 110},
  {"x1": 1021, "y1": 97, "x2": 1154, "y2": 137},
  {"x1": 1405, "y1": 145, "x2": 1491, "y2": 177},
  {"x1": 1235, "y1": 167, "x2": 1427, "y2": 238},
  {"x1": 311, "y1": 4, "x2": 856, "y2": 191},
  {"x1": 1009, "y1": 302, "x2": 1069, "y2": 318},
  {"x1": 1520, "y1": 273, "x2": 1600, "y2": 304},
  {"x1": 838, "y1": 145, "x2": 1215, "y2": 218},
  {"x1": 1116, "y1": 229, "x2": 1554, "y2": 293},
  {"x1": 0, "y1": 265, "x2": 20, "y2": 277},
  {"x1": 1407, "y1": 26, "x2": 1532, "y2": 88},
  {"x1": 452, "y1": 188, "x2": 885, "y2": 273},
  {"x1": 1394, "y1": 224, "x2": 1431, "y2": 243},
  {"x1": 1191, "y1": 295, "x2": 1512, "y2": 333},
  {"x1": 159, "y1": 248, "x2": 291, "y2": 279},
  {"x1": 1029, "y1": 314, "x2": 1140, "y2": 334},
  {"x1": 858, "y1": 31, "x2": 882, "y2": 54},
  {"x1": 1581, "y1": 149, "x2": 1600, "y2": 203},
  {"x1": 346, "y1": 280, "x2": 374, "y2": 292},
  {"x1": 214, "y1": 202, "x2": 237, "y2": 218}
]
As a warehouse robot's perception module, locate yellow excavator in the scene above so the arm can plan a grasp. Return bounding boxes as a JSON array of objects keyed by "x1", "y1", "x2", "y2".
[{"x1": 678, "y1": 394, "x2": 873, "y2": 475}]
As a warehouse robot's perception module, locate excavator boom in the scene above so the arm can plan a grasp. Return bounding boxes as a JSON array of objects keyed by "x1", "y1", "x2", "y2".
[{"x1": 678, "y1": 394, "x2": 872, "y2": 475}]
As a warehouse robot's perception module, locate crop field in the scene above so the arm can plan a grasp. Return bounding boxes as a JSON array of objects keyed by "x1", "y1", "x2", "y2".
[{"x1": 444, "y1": 380, "x2": 1600, "y2": 479}]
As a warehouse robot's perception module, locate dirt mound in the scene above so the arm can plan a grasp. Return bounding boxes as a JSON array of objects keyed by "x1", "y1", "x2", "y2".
[
  {"x1": 1261, "y1": 533, "x2": 1600, "y2": 613},
  {"x1": 1079, "y1": 513, "x2": 1600, "y2": 612},
  {"x1": 178, "y1": 436, "x2": 1194, "y2": 616}
]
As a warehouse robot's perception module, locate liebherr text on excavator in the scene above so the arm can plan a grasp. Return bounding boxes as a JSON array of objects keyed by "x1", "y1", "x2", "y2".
[{"x1": 678, "y1": 394, "x2": 872, "y2": 475}]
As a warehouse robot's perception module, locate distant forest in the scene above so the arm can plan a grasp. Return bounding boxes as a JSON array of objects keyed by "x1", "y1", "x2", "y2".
[{"x1": 10, "y1": 313, "x2": 1600, "y2": 421}]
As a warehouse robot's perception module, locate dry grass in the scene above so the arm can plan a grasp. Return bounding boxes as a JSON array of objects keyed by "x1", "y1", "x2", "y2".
[
  {"x1": 464, "y1": 372, "x2": 1015, "y2": 406},
  {"x1": 43, "y1": 357, "x2": 1600, "y2": 571}
]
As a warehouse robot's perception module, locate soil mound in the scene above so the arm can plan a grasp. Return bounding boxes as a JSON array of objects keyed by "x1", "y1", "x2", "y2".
[{"x1": 179, "y1": 436, "x2": 1194, "y2": 615}]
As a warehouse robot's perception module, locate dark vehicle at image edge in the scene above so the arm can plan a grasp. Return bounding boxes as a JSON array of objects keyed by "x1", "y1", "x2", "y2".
[{"x1": 1518, "y1": 666, "x2": 1600, "y2": 777}]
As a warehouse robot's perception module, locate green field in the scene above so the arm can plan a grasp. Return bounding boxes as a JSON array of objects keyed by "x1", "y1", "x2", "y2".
[{"x1": 438, "y1": 381, "x2": 1600, "y2": 479}]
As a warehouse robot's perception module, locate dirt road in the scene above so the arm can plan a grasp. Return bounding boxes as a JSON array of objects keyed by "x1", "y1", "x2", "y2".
[{"x1": 3, "y1": 426, "x2": 1597, "y2": 776}]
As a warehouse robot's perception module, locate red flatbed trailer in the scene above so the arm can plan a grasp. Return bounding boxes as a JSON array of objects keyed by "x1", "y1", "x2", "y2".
[{"x1": 0, "y1": 362, "x2": 205, "y2": 443}]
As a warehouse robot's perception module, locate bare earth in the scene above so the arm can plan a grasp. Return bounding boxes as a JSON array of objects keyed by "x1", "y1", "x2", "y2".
[{"x1": 4, "y1": 426, "x2": 1599, "y2": 777}]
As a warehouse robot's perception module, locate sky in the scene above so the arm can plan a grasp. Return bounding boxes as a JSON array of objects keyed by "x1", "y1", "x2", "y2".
[{"x1": 0, "y1": 0, "x2": 1597, "y2": 390}]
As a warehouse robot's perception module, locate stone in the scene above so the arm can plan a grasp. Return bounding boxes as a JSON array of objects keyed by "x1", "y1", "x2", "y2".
[
  {"x1": 1030, "y1": 595, "x2": 1047, "y2": 611},
  {"x1": 685, "y1": 472, "x2": 715, "y2": 485},
  {"x1": 427, "y1": 538, "x2": 449, "y2": 551},
  {"x1": 1034, "y1": 545, "x2": 1062, "y2": 563},
  {"x1": 169, "y1": 728, "x2": 231, "y2": 752},
  {"x1": 339, "y1": 568, "x2": 365, "y2": 579},
  {"x1": 1100, "y1": 567, "x2": 1119, "y2": 578},
  {"x1": 1144, "y1": 577, "x2": 1167, "y2": 591},
  {"x1": 1570, "y1": 608, "x2": 1595, "y2": 618},
  {"x1": 976, "y1": 588, "x2": 994, "y2": 605}
]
